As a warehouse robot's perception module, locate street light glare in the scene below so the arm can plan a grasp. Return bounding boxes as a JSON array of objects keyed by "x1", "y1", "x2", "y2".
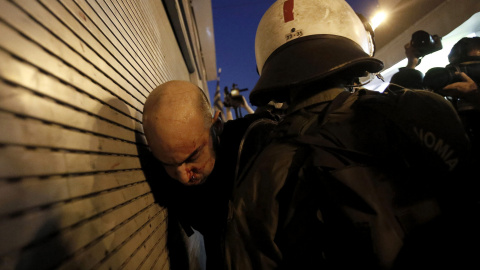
[{"x1": 371, "y1": 11, "x2": 387, "y2": 30}]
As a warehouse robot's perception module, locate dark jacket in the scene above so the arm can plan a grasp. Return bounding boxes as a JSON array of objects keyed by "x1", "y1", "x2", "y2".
[{"x1": 225, "y1": 88, "x2": 476, "y2": 269}]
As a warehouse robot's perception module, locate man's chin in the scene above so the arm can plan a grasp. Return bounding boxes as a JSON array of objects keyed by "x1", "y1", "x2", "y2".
[{"x1": 185, "y1": 177, "x2": 206, "y2": 186}]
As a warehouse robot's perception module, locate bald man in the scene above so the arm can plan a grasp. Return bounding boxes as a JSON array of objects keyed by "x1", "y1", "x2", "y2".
[
  {"x1": 143, "y1": 80, "x2": 222, "y2": 186},
  {"x1": 142, "y1": 80, "x2": 278, "y2": 269}
]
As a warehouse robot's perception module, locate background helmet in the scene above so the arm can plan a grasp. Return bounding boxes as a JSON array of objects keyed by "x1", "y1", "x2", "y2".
[{"x1": 250, "y1": 0, "x2": 384, "y2": 106}]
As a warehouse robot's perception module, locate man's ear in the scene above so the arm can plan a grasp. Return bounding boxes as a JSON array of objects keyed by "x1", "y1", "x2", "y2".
[{"x1": 212, "y1": 111, "x2": 224, "y2": 136}]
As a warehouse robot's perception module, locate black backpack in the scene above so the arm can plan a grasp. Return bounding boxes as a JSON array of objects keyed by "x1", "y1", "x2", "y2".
[{"x1": 275, "y1": 89, "x2": 479, "y2": 269}]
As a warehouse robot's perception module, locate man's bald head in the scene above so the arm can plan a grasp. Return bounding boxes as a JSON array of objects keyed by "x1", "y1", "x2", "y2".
[
  {"x1": 142, "y1": 80, "x2": 219, "y2": 186},
  {"x1": 143, "y1": 80, "x2": 212, "y2": 130}
]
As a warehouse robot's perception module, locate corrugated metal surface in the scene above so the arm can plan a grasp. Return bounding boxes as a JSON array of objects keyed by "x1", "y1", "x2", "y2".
[{"x1": 0, "y1": 0, "x2": 210, "y2": 269}]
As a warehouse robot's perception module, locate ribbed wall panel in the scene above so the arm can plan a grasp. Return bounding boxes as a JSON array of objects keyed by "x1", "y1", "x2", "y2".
[{"x1": 0, "y1": 0, "x2": 208, "y2": 269}]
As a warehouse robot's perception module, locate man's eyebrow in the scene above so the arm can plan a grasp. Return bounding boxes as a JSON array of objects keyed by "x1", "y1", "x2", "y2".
[{"x1": 160, "y1": 146, "x2": 202, "y2": 167}]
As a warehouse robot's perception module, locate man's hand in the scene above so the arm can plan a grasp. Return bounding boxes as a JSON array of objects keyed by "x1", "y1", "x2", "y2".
[
  {"x1": 440, "y1": 72, "x2": 480, "y2": 108},
  {"x1": 224, "y1": 94, "x2": 254, "y2": 114}
]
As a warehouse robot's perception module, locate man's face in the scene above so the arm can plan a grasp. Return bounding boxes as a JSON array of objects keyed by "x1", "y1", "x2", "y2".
[{"x1": 149, "y1": 117, "x2": 217, "y2": 186}]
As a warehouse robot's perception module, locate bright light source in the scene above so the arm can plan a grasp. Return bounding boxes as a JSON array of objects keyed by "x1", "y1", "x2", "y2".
[{"x1": 370, "y1": 11, "x2": 387, "y2": 30}]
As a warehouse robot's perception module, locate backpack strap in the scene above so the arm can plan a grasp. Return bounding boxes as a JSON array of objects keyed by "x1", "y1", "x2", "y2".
[
  {"x1": 282, "y1": 90, "x2": 352, "y2": 138},
  {"x1": 324, "y1": 91, "x2": 352, "y2": 118},
  {"x1": 275, "y1": 91, "x2": 354, "y2": 229},
  {"x1": 234, "y1": 118, "x2": 278, "y2": 185}
]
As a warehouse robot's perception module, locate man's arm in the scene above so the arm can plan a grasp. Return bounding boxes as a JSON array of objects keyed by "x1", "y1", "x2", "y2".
[
  {"x1": 440, "y1": 72, "x2": 480, "y2": 109},
  {"x1": 240, "y1": 96, "x2": 255, "y2": 114},
  {"x1": 404, "y1": 42, "x2": 420, "y2": 69}
]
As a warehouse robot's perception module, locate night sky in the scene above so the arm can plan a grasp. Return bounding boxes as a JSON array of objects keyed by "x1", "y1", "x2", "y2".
[{"x1": 207, "y1": 0, "x2": 380, "y2": 114}]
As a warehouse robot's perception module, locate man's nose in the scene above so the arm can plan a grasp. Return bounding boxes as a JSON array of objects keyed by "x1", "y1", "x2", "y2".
[{"x1": 174, "y1": 164, "x2": 190, "y2": 185}]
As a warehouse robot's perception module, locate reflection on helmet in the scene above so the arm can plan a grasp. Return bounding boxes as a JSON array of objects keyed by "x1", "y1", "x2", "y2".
[{"x1": 250, "y1": 0, "x2": 384, "y2": 106}]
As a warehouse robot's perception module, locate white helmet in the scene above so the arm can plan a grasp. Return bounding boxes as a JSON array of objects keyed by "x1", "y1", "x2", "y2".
[{"x1": 250, "y1": 0, "x2": 384, "y2": 106}]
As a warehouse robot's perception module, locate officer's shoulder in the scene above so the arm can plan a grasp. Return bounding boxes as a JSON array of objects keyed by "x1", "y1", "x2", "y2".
[
  {"x1": 227, "y1": 111, "x2": 278, "y2": 127},
  {"x1": 366, "y1": 88, "x2": 448, "y2": 103},
  {"x1": 396, "y1": 89, "x2": 453, "y2": 105}
]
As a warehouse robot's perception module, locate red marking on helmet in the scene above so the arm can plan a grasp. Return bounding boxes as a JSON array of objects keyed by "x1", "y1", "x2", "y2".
[{"x1": 284, "y1": 0, "x2": 294, "y2": 22}]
